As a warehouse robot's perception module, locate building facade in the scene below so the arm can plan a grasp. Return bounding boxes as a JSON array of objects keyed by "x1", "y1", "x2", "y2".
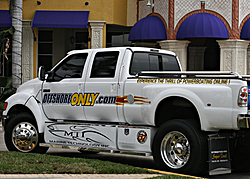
[
  {"x1": 1, "y1": 0, "x2": 250, "y2": 85},
  {"x1": 132, "y1": 0, "x2": 250, "y2": 74},
  {"x1": 0, "y1": 0, "x2": 136, "y2": 84}
]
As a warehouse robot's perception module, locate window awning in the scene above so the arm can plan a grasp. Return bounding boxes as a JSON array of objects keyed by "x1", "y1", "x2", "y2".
[
  {"x1": 241, "y1": 18, "x2": 250, "y2": 39},
  {"x1": 0, "y1": 10, "x2": 12, "y2": 27},
  {"x1": 32, "y1": 11, "x2": 89, "y2": 28},
  {"x1": 128, "y1": 16, "x2": 167, "y2": 41},
  {"x1": 177, "y1": 13, "x2": 229, "y2": 39}
]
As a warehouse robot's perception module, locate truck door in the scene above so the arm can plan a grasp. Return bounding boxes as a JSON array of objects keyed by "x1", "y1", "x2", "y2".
[
  {"x1": 41, "y1": 52, "x2": 89, "y2": 120},
  {"x1": 84, "y1": 49, "x2": 125, "y2": 122}
]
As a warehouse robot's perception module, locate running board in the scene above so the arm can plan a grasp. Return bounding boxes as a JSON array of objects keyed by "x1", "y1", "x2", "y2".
[{"x1": 40, "y1": 143, "x2": 82, "y2": 150}]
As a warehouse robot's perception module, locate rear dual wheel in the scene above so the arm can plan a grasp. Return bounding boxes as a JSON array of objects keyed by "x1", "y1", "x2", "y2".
[
  {"x1": 152, "y1": 119, "x2": 207, "y2": 176},
  {"x1": 4, "y1": 112, "x2": 48, "y2": 154}
]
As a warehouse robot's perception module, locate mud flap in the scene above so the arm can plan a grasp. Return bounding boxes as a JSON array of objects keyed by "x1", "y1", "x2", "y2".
[{"x1": 208, "y1": 134, "x2": 231, "y2": 175}]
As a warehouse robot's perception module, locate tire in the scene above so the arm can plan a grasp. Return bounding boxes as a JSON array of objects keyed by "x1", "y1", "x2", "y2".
[
  {"x1": 4, "y1": 112, "x2": 48, "y2": 154},
  {"x1": 152, "y1": 119, "x2": 207, "y2": 176}
]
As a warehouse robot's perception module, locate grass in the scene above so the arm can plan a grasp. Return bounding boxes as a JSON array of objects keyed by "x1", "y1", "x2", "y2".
[
  {"x1": 0, "y1": 151, "x2": 155, "y2": 174},
  {"x1": 0, "y1": 151, "x2": 199, "y2": 179}
]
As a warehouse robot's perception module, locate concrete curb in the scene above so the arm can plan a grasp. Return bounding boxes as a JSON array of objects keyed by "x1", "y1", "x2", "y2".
[{"x1": 0, "y1": 174, "x2": 163, "y2": 179}]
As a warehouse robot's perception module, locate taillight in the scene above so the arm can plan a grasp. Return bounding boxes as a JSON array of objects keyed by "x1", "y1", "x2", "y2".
[
  {"x1": 3, "y1": 102, "x2": 8, "y2": 111},
  {"x1": 238, "y1": 87, "x2": 248, "y2": 107}
]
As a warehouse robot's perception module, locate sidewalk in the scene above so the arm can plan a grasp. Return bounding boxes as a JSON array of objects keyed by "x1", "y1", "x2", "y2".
[{"x1": 0, "y1": 174, "x2": 163, "y2": 179}]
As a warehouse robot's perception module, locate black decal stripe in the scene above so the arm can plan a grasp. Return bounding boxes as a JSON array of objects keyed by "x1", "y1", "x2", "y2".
[
  {"x1": 86, "y1": 138, "x2": 101, "y2": 143},
  {"x1": 48, "y1": 130, "x2": 78, "y2": 141},
  {"x1": 82, "y1": 131, "x2": 112, "y2": 142},
  {"x1": 69, "y1": 126, "x2": 97, "y2": 131}
]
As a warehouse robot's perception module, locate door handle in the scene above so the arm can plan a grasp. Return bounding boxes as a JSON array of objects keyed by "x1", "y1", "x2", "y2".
[{"x1": 43, "y1": 89, "x2": 50, "y2": 92}]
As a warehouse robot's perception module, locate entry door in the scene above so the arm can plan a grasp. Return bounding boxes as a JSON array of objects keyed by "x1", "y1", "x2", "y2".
[
  {"x1": 84, "y1": 50, "x2": 124, "y2": 122},
  {"x1": 42, "y1": 53, "x2": 88, "y2": 120}
]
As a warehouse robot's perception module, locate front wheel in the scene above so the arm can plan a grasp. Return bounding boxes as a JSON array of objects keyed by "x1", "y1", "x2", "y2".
[
  {"x1": 152, "y1": 119, "x2": 207, "y2": 176},
  {"x1": 4, "y1": 112, "x2": 48, "y2": 153}
]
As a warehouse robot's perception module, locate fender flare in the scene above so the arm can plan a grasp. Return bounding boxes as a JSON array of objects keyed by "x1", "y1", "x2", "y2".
[
  {"x1": 4, "y1": 92, "x2": 47, "y2": 133},
  {"x1": 149, "y1": 87, "x2": 207, "y2": 129},
  {"x1": 25, "y1": 96, "x2": 47, "y2": 133}
]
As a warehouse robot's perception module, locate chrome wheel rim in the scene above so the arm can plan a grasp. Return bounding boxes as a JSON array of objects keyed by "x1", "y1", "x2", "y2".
[
  {"x1": 160, "y1": 131, "x2": 190, "y2": 169},
  {"x1": 12, "y1": 122, "x2": 38, "y2": 152}
]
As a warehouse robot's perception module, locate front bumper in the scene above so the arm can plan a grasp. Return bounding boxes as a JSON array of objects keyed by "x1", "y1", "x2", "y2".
[{"x1": 238, "y1": 114, "x2": 250, "y2": 128}]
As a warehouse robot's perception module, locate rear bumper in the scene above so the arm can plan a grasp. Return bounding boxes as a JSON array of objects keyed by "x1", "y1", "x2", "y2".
[{"x1": 238, "y1": 114, "x2": 250, "y2": 128}]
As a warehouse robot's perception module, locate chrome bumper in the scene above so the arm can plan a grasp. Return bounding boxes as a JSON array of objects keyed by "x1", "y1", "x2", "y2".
[{"x1": 238, "y1": 115, "x2": 250, "y2": 128}]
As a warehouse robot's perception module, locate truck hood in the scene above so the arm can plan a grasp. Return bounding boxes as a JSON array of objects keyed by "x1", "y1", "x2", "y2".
[{"x1": 16, "y1": 78, "x2": 43, "y2": 97}]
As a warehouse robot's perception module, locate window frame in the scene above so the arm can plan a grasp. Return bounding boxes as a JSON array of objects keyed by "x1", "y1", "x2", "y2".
[
  {"x1": 47, "y1": 53, "x2": 88, "y2": 82},
  {"x1": 38, "y1": 29, "x2": 53, "y2": 72},
  {"x1": 129, "y1": 52, "x2": 181, "y2": 75},
  {"x1": 90, "y1": 51, "x2": 120, "y2": 78}
]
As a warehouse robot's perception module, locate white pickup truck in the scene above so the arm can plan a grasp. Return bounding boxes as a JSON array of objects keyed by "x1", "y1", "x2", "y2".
[{"x1": 2, "y1": 47, "x2": 250, "y2": 176}]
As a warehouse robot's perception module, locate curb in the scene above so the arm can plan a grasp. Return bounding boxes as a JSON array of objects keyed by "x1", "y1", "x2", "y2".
[{"x1": 0, "y1": 174, "x2": 163, "y2": 179}]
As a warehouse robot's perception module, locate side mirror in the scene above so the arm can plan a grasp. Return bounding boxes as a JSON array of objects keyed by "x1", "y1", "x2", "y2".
[
  {"x1": 46, "y1": 70, "x2": 55, "y2": 82},
  {"x1": 38, "y1": 66, "x2": 45, "y2": 81}
]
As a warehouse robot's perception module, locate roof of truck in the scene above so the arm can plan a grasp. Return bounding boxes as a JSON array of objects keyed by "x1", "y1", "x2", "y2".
[{"x1": 67, "y1": 47, "x2": 176, "y2": 56}]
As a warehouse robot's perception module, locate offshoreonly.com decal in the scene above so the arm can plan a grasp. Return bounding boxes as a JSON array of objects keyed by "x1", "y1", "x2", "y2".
[
  {"x1": 47, "y1": 124, "x2": 113, "y2": 148},
  {"x1": 42, "y1": 93, "x2": 150, "y2": 106}
]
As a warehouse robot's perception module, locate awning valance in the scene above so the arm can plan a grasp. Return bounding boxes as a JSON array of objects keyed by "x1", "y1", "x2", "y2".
[
  {"x1": 128, "y1": 16, "x2": 167, "y2": 41},
  {"x1": 0, "y1": 10, "x2": 12, "y2": 27},
  {"x1": 32, "y1": 11, "x2": 89, "y2": 28},
  {"x1": 241, "y1": 18, "x2": 250, "y2": 39},
  {"x1": 177, "y1": 13, "x2": 229, "y2": 39}
]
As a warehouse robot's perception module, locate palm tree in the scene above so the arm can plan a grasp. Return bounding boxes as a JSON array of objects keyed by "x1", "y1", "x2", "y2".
[{"x1": 9, "y1": 0, "x2": 22, "y2": 89}]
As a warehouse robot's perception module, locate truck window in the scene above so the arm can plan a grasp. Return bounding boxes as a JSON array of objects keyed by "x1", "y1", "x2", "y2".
[
  {"x1": 130, "y1": 52, "x2": 180, "y2": 75},
  {"x1": 53, "y1": 53, "x2": 88, "y2": 81},
  {"x1": 162, "y1": 54, "x2": 180, "y2": 71},
  {"x1": 90, "y1": 51, "x2": 119, "y2": 78}
]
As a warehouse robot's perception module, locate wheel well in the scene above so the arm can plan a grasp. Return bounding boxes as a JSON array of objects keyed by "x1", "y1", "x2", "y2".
[
  {"x1": 155, "y1": 97, "x2": 200, "y2": 127},
  {"x1": 5, "y1": 104, "x2": 35, "y2": 127}
]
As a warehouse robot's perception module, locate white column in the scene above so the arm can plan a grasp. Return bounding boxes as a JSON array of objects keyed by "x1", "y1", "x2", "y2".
[
  {"x1": 89, "y1": 21, "x2": 106, "y2": 49},
  {"x1": 22, "y1": 21, "x2": 33, "y2": 83},
  {"x1": 217, "y1": 40, "x2": 250, "y2": 75},
  {"x1": 159, "y1": 40, "x2": 190, "y2": 71},
  {"x1": 247, "y1": 46, "x2": 250, "y2": 75}
]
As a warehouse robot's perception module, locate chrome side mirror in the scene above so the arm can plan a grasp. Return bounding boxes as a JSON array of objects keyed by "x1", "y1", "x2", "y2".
[{"x1": 38, "y1": 66, "x2": 45, "y2": 81}]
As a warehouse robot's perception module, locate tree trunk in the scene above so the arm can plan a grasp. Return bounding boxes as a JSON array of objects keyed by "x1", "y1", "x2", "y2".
[{"x1": 12, "y1": 0, "x2": 22, "y2": 89}]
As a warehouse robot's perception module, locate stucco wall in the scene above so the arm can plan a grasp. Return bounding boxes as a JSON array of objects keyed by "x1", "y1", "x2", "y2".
[{"x1": 21, "y1": 0, "x2": 128, "y2": 26}]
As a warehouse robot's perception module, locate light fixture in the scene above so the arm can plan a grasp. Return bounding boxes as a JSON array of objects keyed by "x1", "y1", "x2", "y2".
[
  {"x1": 37, "y1": 1, "x2": 41, "y2": 5},
  {"x1": 147, "y1": 0, "x2": 151, "y2": 6},
  {"x1": 146, "y1": 0, "x2": 154, "y2": 8}
]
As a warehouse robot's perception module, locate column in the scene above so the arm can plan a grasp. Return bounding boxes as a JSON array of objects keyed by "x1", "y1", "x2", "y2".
[
  {"x1": 22, "y1": 21, "x2": 33, "y2": 83},
  {"x1": 217, "y1": 40, "x2": 250, "y2": 75},
  {"x1": 159, "y1": 40, "x2": 190, "y2": 71},
  {"x1": 89, "y1": 21, "x2": 106, "y2": 49},
  {"x1": 247, "y1": 46, "x2": 250, "y2": 74}
]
